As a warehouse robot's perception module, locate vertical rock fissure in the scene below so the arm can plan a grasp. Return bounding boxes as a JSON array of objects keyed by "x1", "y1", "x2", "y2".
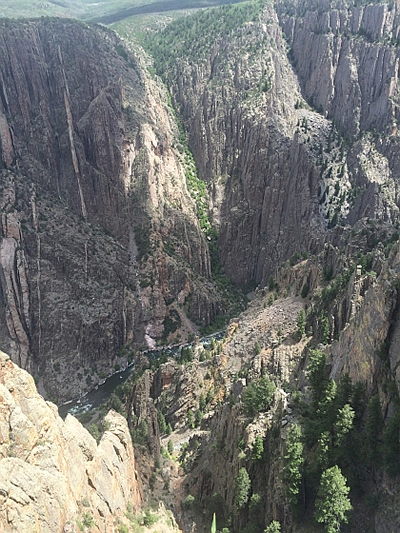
[
  {"x1": 63, "y1": 91, "x2": 88, "y2": 219},
  {"x1": 31, "y1": 190, "x2": 41, "y2": 361},
  {"x1": 58, "y1": 45, "x2": 87, "y2": 219}
]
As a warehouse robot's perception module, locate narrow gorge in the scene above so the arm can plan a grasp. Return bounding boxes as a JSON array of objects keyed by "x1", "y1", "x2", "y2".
[{"x1": 1, "y1": 1, "x2": 400, "y2": 532}]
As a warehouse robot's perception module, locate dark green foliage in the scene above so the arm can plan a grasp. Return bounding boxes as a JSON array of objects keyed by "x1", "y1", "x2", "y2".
[
  {"x1": 264, "y1": 522, "x2": 281, "y2": 533},
  {"x1": 242, "y1": 377, "x2": 276, "y2": 417},
  {"x1": 268, "y1": 275, "x2": 277, "y2": 292},
  {"x1": 320, "y1": 313, "x2": 330, "y2": 344},
  {"x1": 167, "y1": 439, "x2": 174, "y2": 455},
  {"x1": 351, "y1": 381, "x2": 367, "y2": 428},
  {"x1": 336, "y1": 374, "x2": 353, "y2": 409},
  {"x1": 333, "y1": 404, "x2": 355, "y2": 448},
  {"x1": 383, "y1": 411, "x2": 400, "y2": 476},
  {"x1": 145, "y1": 1, "x2": 266, "y2": 71},
  {"x1": 296, "y1": 309, "x2": 306, "y2": 339},
  {"x1": 251, "y1": 435, "x2": 264, "y2": 461},
  {"x1": 365, "y1": 395, "x2": 384, "y2": 464},
  {"x1": 187, "y1": 409, "x2": 195, "y2": 429},
  {"x1": 109, "y1": 392, "x2": 123, "y2": 413},
  {"x1": 130, "y1": 416, "x2": 149, "y2": 445},
  {"x1": 162, "y1": 309, "x2": 181, "y2": 339},
  {"x1": 321, "y1": 269, "x2": 354, "y2": 306},
  {"x1": 157, "y1": 410, "x2": 167, "y2": 434},
  {"x1": 308, "y1": 350, "x2": 329, "y2": 409},
  {"x1": 178, "y1": 346, "x2": 194, "y2": 364},
  {"x1": 143, "y1": 510, "x2": 158, "y2": 527},
  {"x1": 289, "y1": 252, "x2": 302, "y2": 266},
  {"x1": 81, "y1": 512, "x2": 95, "y2": 528},
  {"x1": 199, "y1": 392, "x2": 206, "y2": 411},
  {"x1": 88, "y1": 418, "x2": 111, "y2": 444},
  {"x1": 234, "y1": 467, "x2": 251, "y2": 509},
  {"x1": 283, "y1": 424, "x2": 304, "y2": 506},
  {"x1": 314, "y1": 466, "x2": 352, "y2": 533},
  {"x1": 195, "y1": 409, "x2": 203, "y2": 427},
  {"x1": 88, "y1": 423, "x2": 100, "y2": 442},
  {"x1": 301, "y1": 282, "x2": 309, "y2": 298}
]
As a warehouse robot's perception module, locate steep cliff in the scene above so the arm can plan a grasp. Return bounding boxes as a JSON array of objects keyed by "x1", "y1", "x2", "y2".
[
  {"x1": 0, "y1": 349, "x2": 142, "y2": 533},
  {"x1": 278, "y1": 0, "x2": 400, "y2": 225},
  {"x1": 146, "y1": 0, "x2": 400, "y2": 289},
  {"x1": 0, "y1": 18, "x2": 228, "y2": 401},
  {"x1": 124, "y1": 230, "x2": 400, "y2": 532},
  {"x1": 148, "y1": 3, "x2": 328, "y2": 286}
]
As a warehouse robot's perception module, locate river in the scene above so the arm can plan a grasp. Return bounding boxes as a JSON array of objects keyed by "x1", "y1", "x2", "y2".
[{"x1": 58, "y1": 331, "x2": 224, "y2": 419}]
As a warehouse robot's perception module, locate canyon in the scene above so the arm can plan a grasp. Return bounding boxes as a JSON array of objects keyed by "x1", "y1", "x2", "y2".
[{"x1": 1, "y1": 0, "x2": 400, "y2": 532}]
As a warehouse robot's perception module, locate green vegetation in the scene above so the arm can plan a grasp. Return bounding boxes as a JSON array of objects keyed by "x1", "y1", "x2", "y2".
[
  {"x1": 144, "y1": 1, "x2": 268, "y2": 71},
  {"x1": 77, "y1": 511, "x2": 95, "y2": 531},
  {"x1": 283, "y1": 424, "x2": 304, "y2": 506},
  {"x1": 88, "y1": 418, "x2": 111, "y2": 443},
  {"x1": 296, "y1": 309, "x2": 306, "y2": 339},
  {"x1": 242, "y1": 376, "x2": 276, "y2": 417},
  {"x1": 234, "y1": 467, "x2": 251, "y2": 509},
  {"x1": 143, "y1": 509, "x2": 159, "y2": 526},
  {"x1": 251, "y1": 435, "x2": 264, "y2": 461},
  {"x1": 158, "y1": 410, "x2": 167, "y2": 434},
  {"x1": 167, "y1": 439, "x2": 174, "y2": 455},
  {"x1": 280, "y1": 345, "x2": 400, "y2": 532},
  {"x1": 264, "y1": 522, "x2": 281, "y2": 533},
  {"x1": 314, "y1": 466, "x2": 352, "y2": 533}
]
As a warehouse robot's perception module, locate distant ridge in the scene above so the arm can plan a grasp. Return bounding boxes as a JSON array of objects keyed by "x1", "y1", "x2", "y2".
[{"x1": 89, "y1": 0, "x2": 246, "y2": 24}]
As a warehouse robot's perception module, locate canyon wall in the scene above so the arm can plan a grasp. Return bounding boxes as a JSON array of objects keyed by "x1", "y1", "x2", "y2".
[
  {"x1": 0, "y1": 19, "x2": 225, "y2": 401},
  {"x1": 154, "y1": 0, "x2": 400, "y2": 287}
]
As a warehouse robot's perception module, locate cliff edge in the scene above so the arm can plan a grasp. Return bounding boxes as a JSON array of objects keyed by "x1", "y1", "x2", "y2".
[{"x1": 0, "y1": 350, "x2": 142, "y2": 532}]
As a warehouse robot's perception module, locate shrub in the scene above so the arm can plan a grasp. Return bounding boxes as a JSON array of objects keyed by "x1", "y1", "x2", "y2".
[{"x1": 242, "y1": 377, "x2": 276, "y2": 417}]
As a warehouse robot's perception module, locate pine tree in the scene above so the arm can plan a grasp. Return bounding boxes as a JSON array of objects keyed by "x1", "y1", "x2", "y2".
[
  {"x1": 365, "y1": 395, "x2": 383, "y2": 464},
  {"x1": 383, "y1": 411, "x2": 400, "y2": 476},
  {"x1": 234, "y1": 467, "x2": 251, "y2": 509},
  {"x1": 333, "y1": 404, "x2": 354, "y2": 448},
  {"x1": 251, "y1": 435, "x2": 264, "y2": 461},
  {"x1": 308, "y1": 350, "x2": 329, "y2": 409},
  {"x1": 187, "y1": 409, "x2": 195, "y2": 429},
  {"x1": 157, "y1": 410, "x2": 167, "y2": 434},
  {"x1": 167, "y1": 439, "x2": 174, "y2": 455},
  {"x1": 314, "y1": 465, "x2": 352, "y2": 533},
  {"x1": 296, "y1": 309, "x2": 306, "y2": 338},
  {"x1": 264, "y1": 522, "x2": 281, "y2": 533},
  {"x1": 283, "y1": 424, "x2": 304, "y2": 506}
]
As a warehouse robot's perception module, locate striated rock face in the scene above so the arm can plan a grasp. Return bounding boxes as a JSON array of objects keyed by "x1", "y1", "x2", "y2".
[
  {"x1": 152, "y1": 0, "x2": 400, "y2": 287},
  {"x1": 0, "y1": 349, "x2": 141, "y2": 532},
  {"x1": 162, "y1": 5, "x2": 327, "y2": 286},
  {"x1": 278, "y1": 0, "x2": 400, "y2": 138},
  {"x1": 0, "y1": 19, "x2": 224, "y2": 401},
  {"x1": 278, "y1": 0, "x2": 400, "y2": 223}
]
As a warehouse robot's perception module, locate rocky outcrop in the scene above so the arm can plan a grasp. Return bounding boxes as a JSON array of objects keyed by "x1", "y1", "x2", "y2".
[
  {"x1": 0, "y1": 349, "x2": 141, "y2": 532},
  {"x1": 278, "y1": 0, "x2": 400, "y2": 138},
  {"x1": 0, "y1": 19, "x2": 225, "y2": 401}
]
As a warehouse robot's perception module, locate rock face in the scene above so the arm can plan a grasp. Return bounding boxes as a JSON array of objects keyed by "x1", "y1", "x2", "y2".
[
  {"x1": 159, "y1": 4, "x2": 327, "y2": 286},
  {"x1": 0, "y1": 19, "x2": 225, "y2": 401},
  {"x1": 0, "y1": 349, "x2": 141, "y2": 532},
  {"x1": 153, "y1": 0, "x2": 400, "y2": 287},
  {"x1": 278, "y1": 0, "x2": 400, "y2": 224}
]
